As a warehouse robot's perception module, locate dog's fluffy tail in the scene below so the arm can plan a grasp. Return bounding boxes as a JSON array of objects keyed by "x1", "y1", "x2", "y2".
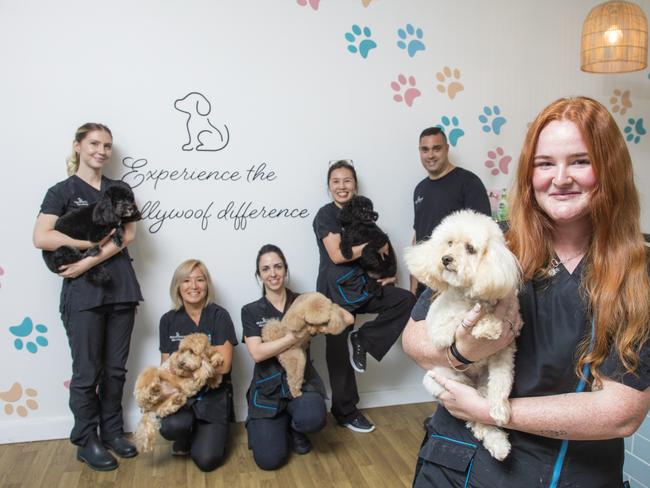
[{"x1": 133, "y1": 412, "x2": 161, "y2": 454}]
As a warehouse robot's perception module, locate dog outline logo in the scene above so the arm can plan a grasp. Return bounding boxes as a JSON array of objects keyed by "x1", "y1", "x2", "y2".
[{"x1": 174, "y1": 91, "x2": 230, "y2": 152}]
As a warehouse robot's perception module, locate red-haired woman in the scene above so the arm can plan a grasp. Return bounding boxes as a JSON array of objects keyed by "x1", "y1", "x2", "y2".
[{"x1": 403, "y1": 97, "x2": 650, "y2": 487}]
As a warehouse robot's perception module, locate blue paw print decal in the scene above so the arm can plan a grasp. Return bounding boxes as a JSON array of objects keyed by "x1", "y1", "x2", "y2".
[
  {"x1": 9, "y1": 317, "x2": 48, "y2": 353},
  {"x1": 624, "y1": 118, "x2": 646, "y2": 144},
  {"x1": 436, "y1": 116, "x2": 465, "y2": 147},
  {"x1": 479, "y1": 105, "x2": 507, "y2": 135},
  {"x1": 345, "y1": 24, "x2": 377, "y2": 59},
  {"x1": 397, "y1": 24, "x2": 425, "y2": 58}
]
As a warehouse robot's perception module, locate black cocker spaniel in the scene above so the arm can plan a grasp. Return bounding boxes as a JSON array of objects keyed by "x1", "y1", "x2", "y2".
[{"x1": 42, "y1": 184, "x2": 141, "y2": 285}]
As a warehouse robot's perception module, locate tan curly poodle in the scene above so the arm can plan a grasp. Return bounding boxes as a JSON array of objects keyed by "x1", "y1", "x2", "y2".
[
  {"x1": 133, "y1": 333, "x2": 224, "y2": 453},
  {"x1": 262, "y1": 292, "x2": 354, "y2": 397}
]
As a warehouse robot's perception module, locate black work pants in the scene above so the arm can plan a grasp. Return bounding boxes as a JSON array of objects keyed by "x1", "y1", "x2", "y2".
[
  {"x1": 326, "y1": 284, "x2": 415, "y2": 423},
  {"x1": 247, "y1": 391, "x2": 326, "y2": 470},
  {"x1": 62, "y1": 304, "x2": 135, "y2": 446},
  {"x1": 160, "y1": 407, "x2": 229, "y2": 472}
]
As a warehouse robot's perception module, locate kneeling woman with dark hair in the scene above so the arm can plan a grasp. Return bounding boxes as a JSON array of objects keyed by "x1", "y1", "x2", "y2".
[
  {"x1": 158, "y1": 259, "x2": 237, "y2": 472},
  {"x1": 242, "y1": 244, "x2": 349, "y2": 470}
]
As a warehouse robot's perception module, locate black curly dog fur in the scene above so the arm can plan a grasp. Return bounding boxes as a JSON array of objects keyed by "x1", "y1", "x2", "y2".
[
  {"x1": 42, "y1": 184, "x2": 141, "y2": 286},
  {"x1": 338, "y1": 195, "x2": 397, "y2": 295}
]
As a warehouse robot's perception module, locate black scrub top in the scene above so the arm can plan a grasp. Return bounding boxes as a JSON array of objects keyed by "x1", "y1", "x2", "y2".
[
  {"x1": 312, "y1": 202, "x2": 370, "y2": 309},
  {"x1": 411, "y1": 260, "x2": 650, "y2": 487},
  {"x1": 241, "y1": 290, "x2": 326, "y2": 420},
  {"x1": 159, "y1": 303, "x2": 238, "y2": 423},
  {"x1": 39, "y1": 175, "x2": 143, "y2": 314}
]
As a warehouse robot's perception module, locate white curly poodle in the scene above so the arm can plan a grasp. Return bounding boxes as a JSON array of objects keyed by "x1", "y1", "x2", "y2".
[{"x1": 405, "y1": 209, "x2": 521, "y2": 460}]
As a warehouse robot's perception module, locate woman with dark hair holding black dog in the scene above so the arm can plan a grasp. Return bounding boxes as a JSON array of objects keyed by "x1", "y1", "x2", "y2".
[
  {"x1": 242, "y1": 244, "x2": 342, "y2": 470},
  {"x1": 312, "y1": 160, "x2": 415, "y2": 433},
  {"x1": 33, "y1": 123, "x2": 143, "y2": 471}
]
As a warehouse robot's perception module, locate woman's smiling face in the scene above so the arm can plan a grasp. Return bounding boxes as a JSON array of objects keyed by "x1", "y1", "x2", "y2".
[{"x1": 328, "y1": 167, "x2": 357, "y2": 207}]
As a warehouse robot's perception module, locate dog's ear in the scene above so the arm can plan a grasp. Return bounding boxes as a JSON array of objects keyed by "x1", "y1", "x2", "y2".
[
  {"x1": 470, "y1": 235, "x2": 520, "y2": 301},
  {"x1": 282, "y1": 298, "x2": 307, "y2": 333},
  {"x1": 195, "y1": 93, "x2": 211, "y2": 116},
  {"x1": 404, "y1": 240, "x2": 447, "y2": 292},
  {"x1": 301, "y1": 292, "x2": 332, "y2": 325},
  {"x1": 93, "y1": 190, "x2": 119, "y2": 226}
]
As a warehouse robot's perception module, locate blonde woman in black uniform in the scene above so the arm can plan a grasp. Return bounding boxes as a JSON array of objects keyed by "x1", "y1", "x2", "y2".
[
  {"x1": 33, "y1": 123, "x2": 143, "y2": 471},
  {"x1": 158, "y1": 259, "x2": 237, "y2": 472}
]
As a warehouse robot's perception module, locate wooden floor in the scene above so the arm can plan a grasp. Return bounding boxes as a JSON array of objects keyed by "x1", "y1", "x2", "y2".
[{"x1": 0, "y1": 402, "x2": 435, "y2": 488}]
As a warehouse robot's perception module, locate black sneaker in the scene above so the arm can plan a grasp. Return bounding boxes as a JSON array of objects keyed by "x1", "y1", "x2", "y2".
[
  {"x1": 290, "y1": 429, "x2": 312, "y2": 455},
  {"x1": 340, "y1": 412, "x2": 375, "y2": 433},
  {"x1": 171, "y1": 438, "x2": 191, "y2": 456},
  {"x1": 348, "y1": 330, "x2": 367, "y2": 373}
]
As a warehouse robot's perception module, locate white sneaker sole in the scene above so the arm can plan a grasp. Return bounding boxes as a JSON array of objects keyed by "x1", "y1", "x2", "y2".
[
  {"x1": 342, "y1": 422, "x2": 375, "y2": 433},
  {"x1": 347, "y1": 332, "x2": 366, "y2": 373}
]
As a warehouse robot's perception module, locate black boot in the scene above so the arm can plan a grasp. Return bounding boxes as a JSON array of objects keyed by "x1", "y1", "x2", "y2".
[
  {"x1": 77, "y1": 434, "x2": 118, "y2": 471},
  {"x1": 290, "y1": 429, "x2": 312, "y2": 455},
  {"x1": 103, "y1": 435, "x2": 138, "y2": 458}
]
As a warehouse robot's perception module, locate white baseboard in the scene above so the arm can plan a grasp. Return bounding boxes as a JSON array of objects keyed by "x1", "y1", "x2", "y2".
[{"x1": 0, "y1": 386, "x2": 433, "y2": 444}]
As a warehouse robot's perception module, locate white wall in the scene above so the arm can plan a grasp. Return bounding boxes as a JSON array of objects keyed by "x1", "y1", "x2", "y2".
[{"x1": 1, "y1": 0, "x2": 649, "y2": 445}]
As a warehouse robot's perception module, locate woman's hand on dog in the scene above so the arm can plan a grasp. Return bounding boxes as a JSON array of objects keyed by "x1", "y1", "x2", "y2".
[
  {"x1": 377, "y1": 276, "x2": 397, "y2": 286},
  {"x1": 455, "y1": 293, "x2": 522, "y2": 362},
  {"x1": 378, "y1": 242, "x2": 390, "y2": 260},
  {"x1": 427, "y1": 370, "x2": 493, "y2": 424},
  {"x1": 289, "y1": 331, "x2": 312, "y2": 350},
  {"x1": 58, "y1": 257, "x2": 95, "y2": 279}
]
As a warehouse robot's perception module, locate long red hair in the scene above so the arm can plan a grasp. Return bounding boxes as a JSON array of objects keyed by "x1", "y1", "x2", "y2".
[{"x1": 507, "y1": 96, "x2": 649, "y2": 386}]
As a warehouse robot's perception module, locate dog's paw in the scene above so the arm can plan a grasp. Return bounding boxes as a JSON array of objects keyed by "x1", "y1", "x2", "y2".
[
  {"x1": 423, "y1": 373, "x2": 445, "y2": 398},
  {"x1": 489, "y1": 401, "x2": 511, "y2": 426},
  {"x1": 210, "y1": 351, "x2": 224, "y2": 368},
  {"x1": 471, "y1": 316, "x2": 503, "y2": 340},
  {"x1": 482, "y1": 428, "x2": 510, "y2": 461}
]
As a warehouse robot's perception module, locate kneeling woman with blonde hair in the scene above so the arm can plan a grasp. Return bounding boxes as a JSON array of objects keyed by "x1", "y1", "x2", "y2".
[{"x1": 158, "y1": 259, "x2": 237, "y2": 472}]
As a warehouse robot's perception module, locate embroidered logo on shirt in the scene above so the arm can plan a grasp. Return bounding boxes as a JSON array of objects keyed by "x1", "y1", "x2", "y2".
[
  {"x1": 256, "y1": 318, "x2": 268, "y2": 328},
  {"x1": 73, "y1": 197, "x2": 89, "y2": 207},
  {"x1": 414, "y1": 195, "x2": 424, "y2": 206}
]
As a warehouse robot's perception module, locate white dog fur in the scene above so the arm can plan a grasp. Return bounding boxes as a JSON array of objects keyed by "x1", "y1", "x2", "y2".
[{"x1": 404, "y1": 209, "x2": 521, "y2": 460}]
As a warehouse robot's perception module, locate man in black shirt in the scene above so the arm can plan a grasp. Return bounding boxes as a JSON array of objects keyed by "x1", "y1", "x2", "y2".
[{"x1": 410, "y1": 127, "x2": 491, "y2": 296}]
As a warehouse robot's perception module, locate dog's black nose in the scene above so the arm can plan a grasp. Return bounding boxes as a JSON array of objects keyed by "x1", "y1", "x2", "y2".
[{"x1": 442, "y1": 255, "x2": 453, "y2": 266}]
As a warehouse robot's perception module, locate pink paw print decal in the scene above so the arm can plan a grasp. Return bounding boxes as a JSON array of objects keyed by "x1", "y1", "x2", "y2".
[
  {"x1": 297, "y1": 0, "x2": 320, "y2": 10},
  {"x1": 0, "y1": 266, "x2": 4, "y2": 288},
  {"x1": 391, "y1": 75, "x2": 421, "y2": 107},
  {"x1": 484, "y1": 147, "x2": 512, "y2": 175}
]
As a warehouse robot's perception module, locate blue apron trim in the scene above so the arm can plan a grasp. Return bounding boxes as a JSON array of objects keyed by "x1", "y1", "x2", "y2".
[
  {"x1": 252, "y1": 371, "x2": 287, "y2": 411},
  {"x1": 548, "y1": 317, "x2": 596, "y2": 488},
  {"x1": 430, "y1": 434, "x2": 477, "y2": 487},
  {"x1": 336, "y1": 266, "x2": 369, "y2": 305},
  {"x1": 255, "y1": 372, "x2": 282, "y2": 384},
  {"x1": 252, "y1": 389, "x2": 277, "y2": 411},
  {"x1": 430, "y1": 434, "x2": 477, "y2": 449}
]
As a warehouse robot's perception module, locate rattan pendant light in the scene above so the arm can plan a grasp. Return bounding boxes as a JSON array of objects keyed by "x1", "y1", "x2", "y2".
[{"x1": 581, "y1": 1, "x2": 648, "y2": 73}]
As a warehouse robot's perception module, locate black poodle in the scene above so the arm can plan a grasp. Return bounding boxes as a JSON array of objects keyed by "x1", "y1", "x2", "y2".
[
  {"x1": 338, "y1": 195, "x2": 397, "y2": 295},
  {"x1": 42, "y1": 184, "x2": 141, "y2": 285}
]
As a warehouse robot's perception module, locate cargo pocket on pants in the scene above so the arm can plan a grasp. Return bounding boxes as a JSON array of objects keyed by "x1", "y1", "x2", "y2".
[{"x1": 414, "y1": 434, "x2": 478, "y2": 488}]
